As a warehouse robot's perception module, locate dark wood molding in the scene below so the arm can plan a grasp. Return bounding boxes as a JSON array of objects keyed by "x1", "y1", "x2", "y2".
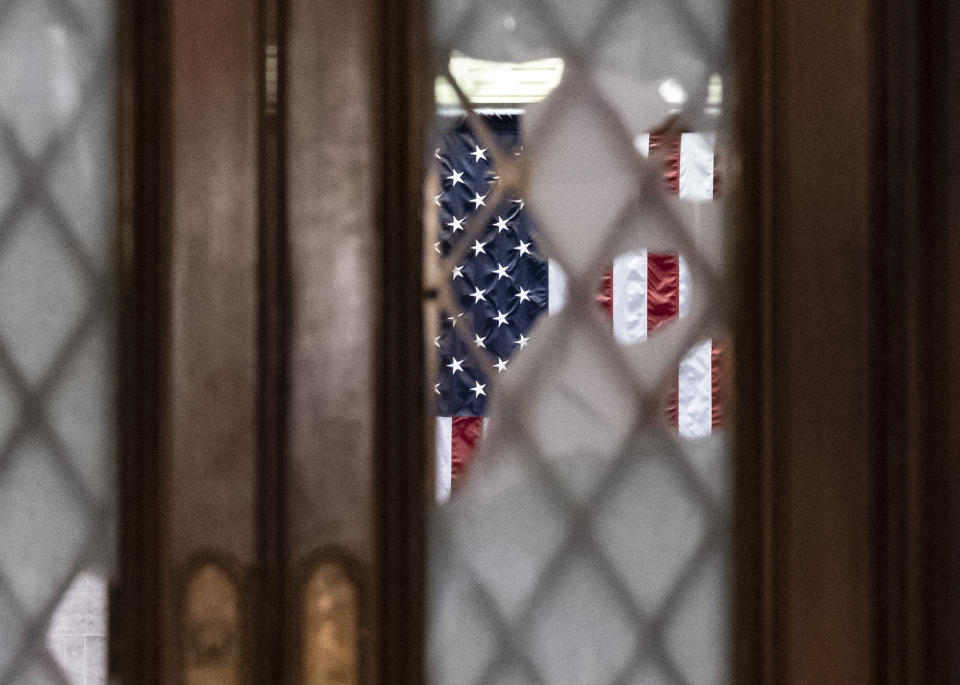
[
  {"x1": 733, "y1": 0, "x2": 877, "y2": 683},
  {"x1": 729, "y1": 0, "x2": 778, "y2": 680},
  {"x1": 874, "y1": 1, "x2": 960, "y2": 683},
  {"x1": 871, "y1": 0, "x2": 921, "y2": 681},
  {"x1": 375, "y1": 0, "x2": 429, "y2": 682},
  {"x1": 915, "y1": 3, "x2": 960, "y2": 679},
  {"x1": 114, "y1": 0, "x2": 169, "y2": 682},
  {"x1": 255, "y1": 0, "x2": 290, "y2": 682}
]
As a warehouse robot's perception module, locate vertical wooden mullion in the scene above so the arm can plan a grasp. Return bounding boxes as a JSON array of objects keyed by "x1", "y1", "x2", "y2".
[
  {"x1": 376, "y1": 0, "x2": 429, "y2": 683},
  {"x1": 914, "y1": 1, "x2": 960, "y2": 681},
  {"x1": 115, "y1": 0, "x2": 169, "y2": 681},
  {"x1": 871, "y1": 0, "x2": 921, "y2": 681},
  {"x1": 734, "y1": 0, "x2": 876, "y2": 682},
  {"x1": 255, "y1": 0, "x2": 289, "y2": 681}
]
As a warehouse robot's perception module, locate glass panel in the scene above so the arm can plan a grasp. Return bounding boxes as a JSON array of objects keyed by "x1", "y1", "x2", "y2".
[
  {"x1": 0, "y1": 0, "x2": 116, "y2": 682},
  {"x1": 425, "y1": 1, "x2": 730, "y2": 683}
]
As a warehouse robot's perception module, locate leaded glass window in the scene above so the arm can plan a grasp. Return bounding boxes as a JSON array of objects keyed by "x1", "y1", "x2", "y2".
[
  {"x1": 424, "y1": 2, "x2": 730, "y2": 683},
  {"x1": 0, "y1": 1, "x2": 116, "y2": 682}
]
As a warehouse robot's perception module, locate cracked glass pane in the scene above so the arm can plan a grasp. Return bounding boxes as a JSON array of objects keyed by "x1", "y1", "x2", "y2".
[
  {"x1": 0, "y1": 0, "x2": 116, "y2": 682},
  {"x1": 426, "y1": 0, "x2": 731, "y2": 682}
]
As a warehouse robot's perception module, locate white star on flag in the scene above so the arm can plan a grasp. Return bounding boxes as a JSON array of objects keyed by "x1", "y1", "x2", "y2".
[
  {"x1": 447, "y1": 216, "x2": 465, "y2": 232},
  {"x1": 494, "y1": 310, "x2": 509, "y2": 327},
  {"x1": 469, "y1": 192, "x2": 487, "y2": 209},
  {"x1": 471, "y1": 239, "x2": 487, "y2": 256},
  {"x1": 514, "y1": 286, "x2": 531, "y2": 303},
  {"x1": 447, "y1": 357, "x2": 465, "y2": 374},
  {"x1": 447, "y1": 169, "x2": 464, "y2": 186},
  {"x1": 471, "y1": 381, "x2": 487, "y2": 397},
  {"x1": 470, "y1": 286, "x2": 487, "y2": 303},
  {"x1": 452, "y1": 265, "x2": 464, "y2": 279},
  {"x1": 434, "y1": 383, "x2": 441, "y2": 395},
  {"x1": 494, "y1": 357, "x2": 508, "y2": 373},
  {"x1": 492, "y1": 263, "x2": 511, "y2": 280},
  {"x1": 471, "y1": 145, "x2": 487, "y2": 162},
  {"x1": 494, "y1": 216, "x2": 510, "y2": 232},
  {"x1": 512, "y1": 240, "x2": 531, "y2": 257},
  {"x1": 516, "y1": 333, "x2": 530, "y2": 349},
  {"x1": 474, "y1": 333, "x2": 486, "y2": 348}
]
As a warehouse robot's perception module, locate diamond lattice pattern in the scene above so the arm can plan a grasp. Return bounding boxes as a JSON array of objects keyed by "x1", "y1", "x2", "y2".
[
  {"x1": 428, "y1": 1, "x2": 730, "y2": 683},
  {"x1": 0, "y1": 0, "x2": 115, "y2": 683}
]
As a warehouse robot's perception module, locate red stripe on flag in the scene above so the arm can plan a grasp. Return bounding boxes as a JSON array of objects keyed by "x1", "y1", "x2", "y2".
[
  {"x1": 649, "y1": 131, "x2": 682, "y2": 195},
  {"x1": 712, "y1": 342, "x2": 727, "y2": 430},
  {"x1": 597, "y1": 268, "x2": 613, "y2": 318},
  {"x1": 451, "y1": 416, "x2": 483, "y2": 485},
  {"x1": 647, "y1": 253, "x2": 679, "y2": 332},
  {"x1": 648, "y1": 253, "x2": 680, "y2": 428},
  {"x1": 713, "y1": 145, "x2": 721, "y2": 199}
]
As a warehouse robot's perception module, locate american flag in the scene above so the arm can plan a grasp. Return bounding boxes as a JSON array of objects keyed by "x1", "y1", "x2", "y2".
[{"x1": 433, "y1": 116, "x2": 723, "y2": 502}]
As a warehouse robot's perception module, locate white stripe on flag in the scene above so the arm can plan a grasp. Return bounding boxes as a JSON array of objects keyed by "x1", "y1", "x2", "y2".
[
  {"x1": 548, "y1": 259, "x2": 567, "y2": 315},
  {"x1": 678, "y1": 339, "x2": 713, "y2": 437},
  {"x1": 677, "y1": 227, "x2": 712, "y2": 435},
  {"x1": 435, "y1": 417, "x2": 452, "y2": 503},
  {"x1": 612, "y1": 251, "x2": 648, "y2": 344},
  {"x1": 678, "y1": 254, "x2": 691, "y2": 320},
  {"x1": 679, "y1": 132, "x2": 715, "y2": 201},
  {"x1": 634, "y1": 132, "x2": 650, "y2": 157}
]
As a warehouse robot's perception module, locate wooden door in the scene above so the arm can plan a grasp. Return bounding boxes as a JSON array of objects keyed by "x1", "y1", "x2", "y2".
[
  {"x1": 116, "y1": 1, "x2": 386, "y2": 683},
  {"x1": 111, "y1": 0, "x2": 960, "y2": 684}
]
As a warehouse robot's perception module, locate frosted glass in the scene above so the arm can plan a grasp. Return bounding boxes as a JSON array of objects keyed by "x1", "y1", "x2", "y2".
[
  {"x1": 0, "y1": 442, "x2": 91, "y2": 617},
  {"x1": 427, "y1": 0, "x2": 730, "y2": 683},
  {"x1": 0, "y1": 209, "x2": 88, "y2": 382},
  {"x1": 0, "y1": 0, "x2": 116, "y2": 682}
]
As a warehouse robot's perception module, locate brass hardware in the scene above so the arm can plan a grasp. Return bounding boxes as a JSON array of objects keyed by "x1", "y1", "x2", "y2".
[
  {"x1": 303, "y1": 561, "x2": 359, "y2": 685},
  {"x1": 184, "y1": 564, "x2": 241, "y2": 685}
]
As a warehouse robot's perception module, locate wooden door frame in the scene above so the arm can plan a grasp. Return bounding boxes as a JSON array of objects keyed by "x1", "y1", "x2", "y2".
[
  {"x1": 871, "y1": 0, "x2": 960, "y2": 682},
  {"x1": 115, "y1": 0, "x2": 168, "y2": 681},
  {"x1": 731, "y1": 0, "x2": 876, "y2": 680},
  {"x1": 735, "y1": 0, "x2": 960, "y2": 683},
  {"x1": 114, "y1": 0, "x2": 960, "y2": 683},
  {"x1": 375, "y1": 0, "x2": 428, "y2": 682}
]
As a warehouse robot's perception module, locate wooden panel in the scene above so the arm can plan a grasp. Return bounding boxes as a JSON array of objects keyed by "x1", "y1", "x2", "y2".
[
  {"x1": 773, "y1": 2, "x2": 873, "y2": 681},
  {"x1": 733, "y1": 0, "x2": 874, "y2": 682},
  {"x1": 285, "y1": 0, "x2": 380, "y2": 679},
  {"x1": 285, "y1": 0, "x2": 378, "y2": 567},
  {"x1": 162, "y1": 0, "x2": 259, "y2": 682}
]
